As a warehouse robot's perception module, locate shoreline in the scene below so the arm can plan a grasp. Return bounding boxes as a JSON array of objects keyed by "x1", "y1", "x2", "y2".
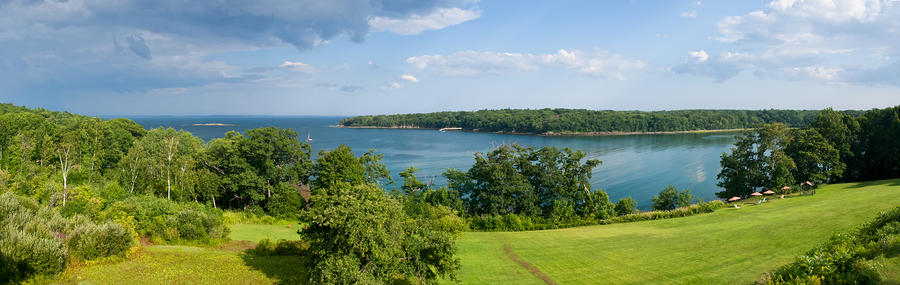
[{"x1": 332, "y1": 125, "x2": 748, "y2": 136}]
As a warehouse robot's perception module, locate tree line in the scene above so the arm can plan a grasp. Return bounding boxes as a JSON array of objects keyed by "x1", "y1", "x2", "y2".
[
  {"x1": 339, "y1": 108, "x2": 850, "y2": 134},
  {"x1": 716, "y1": 106, "x2": 900, "y2": 198}
]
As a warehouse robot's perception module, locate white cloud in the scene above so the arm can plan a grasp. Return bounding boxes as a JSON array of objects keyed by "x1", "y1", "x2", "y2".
[
  {"x1": 678, "y1": 0, "x2": 900, "y2": 86},
  {"x1": 280, "y1": 61, "x2": 316, "y2": 73},
  {"x1": 681, "y1": 10, "x2": 698, "y2": 18},
  {"x1": 379, "y1": 82, "x2": 404, "y2": 91},
  {"x1": 688, "y1": 50, "x2": 709, "y2": 62},
  {"x1": 407, "y1": 49, "x2": 645, "y2": 79},
  {"x1": 400, "y1": 74, "x2": 419, "y2": 82},
  {"x1": 369, "y1": 8, "x2": 480, "y2": 35}
]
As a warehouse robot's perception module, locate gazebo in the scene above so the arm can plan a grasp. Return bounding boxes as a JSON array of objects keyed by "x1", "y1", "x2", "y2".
[
  {"x1": 751, "y1": 192, "x2": 762, "y2": 197},
  {"x1": 781, "y1": 186, "x2": 791, "y2": 191},
  {"x1": 763, "y1": 190, "x2": 775, "y2": 195},
  {"x1": 728, "y1": 196, "x2": 741, "y2": 202}
]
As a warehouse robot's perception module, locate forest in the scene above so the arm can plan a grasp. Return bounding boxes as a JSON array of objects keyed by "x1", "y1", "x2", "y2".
[{"x1": 338, "y1": 108, "x2": 857, "y2": 134}]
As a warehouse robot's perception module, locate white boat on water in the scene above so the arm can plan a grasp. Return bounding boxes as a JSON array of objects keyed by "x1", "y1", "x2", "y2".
[
  {"x1": 306, "y1": 133, "x2": 313, "y2": 142},
  {"x1": 439, "y1": 127, "x2": 462, "y2": 132}
]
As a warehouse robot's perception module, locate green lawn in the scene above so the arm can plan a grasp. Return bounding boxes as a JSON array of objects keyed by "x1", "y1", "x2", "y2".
[
  {"x1": 53, "y1": 245, "x2": 306, "y2": 284},
  {"x1": 49, "y1": 179, "x2": 900, "y2": 284},
  {"x1": 229, "y1": 223, "x2": 302, "y2": 242},
  {"x1": 449, "y1": 179, "x2": 900, "y2": 284}
]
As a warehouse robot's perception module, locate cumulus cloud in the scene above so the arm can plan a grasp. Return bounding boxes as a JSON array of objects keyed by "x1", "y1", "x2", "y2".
[
  {"x1": 675, "y1": 0, "x2": 900, "y2": 86},
  {"x1": 399, "y1": 74, "x2": 420, "y2": 82},
  {"x1": 407, "y1": 49, "x2": 645, "y2": 79},
  {"x1": 369, "y1": 8, "x2": 480, "y2": 35},
  {"x1": 688, "y1": 50, "x2": 708, "y2": 62}
]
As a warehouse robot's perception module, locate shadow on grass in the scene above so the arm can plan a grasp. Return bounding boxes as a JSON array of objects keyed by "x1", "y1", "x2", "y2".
[
  {"x1": 845, "y1": 178, "x2": 900, "y2": 189},
  {"x1": 240, "y1": 252, "x2": 309, "y2": 284}
]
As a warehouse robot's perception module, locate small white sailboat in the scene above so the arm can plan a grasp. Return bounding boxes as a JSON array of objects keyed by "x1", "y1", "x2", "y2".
[{"x1": 306, "y1": 133, "x2": 313, "y2": 142}]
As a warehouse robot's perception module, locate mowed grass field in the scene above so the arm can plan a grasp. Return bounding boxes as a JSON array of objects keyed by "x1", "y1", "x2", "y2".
[
  {"x1": 229, "y1": 223, "x2": 302, "y2": 242},
  {"x1": 450, "y1": 179, "x2": 900, "y2": 284},
  {"x1": 50, "y1": 179, "x2": 899, "y2": 284},
  {"x1": 53, "y1": 245, "x2": 307, "y2": 284}
]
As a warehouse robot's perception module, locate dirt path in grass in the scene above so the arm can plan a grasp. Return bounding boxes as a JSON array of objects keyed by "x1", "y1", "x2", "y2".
[{"x1": 503, "y1": 243, "x2": 557, "y2": 285}]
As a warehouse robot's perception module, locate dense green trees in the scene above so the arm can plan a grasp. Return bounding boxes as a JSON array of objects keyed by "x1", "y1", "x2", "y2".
[
  {"x1": 717, "y1": 106, "x2": 900, "y2": 198},
  {"x1": 340, "y1": 109, "x2": 829, "y2": 134},
  {"x1": 301, "y1": 148, "x2": 459, "y2": 284},
  {"x1": 445, "y1": 145, "x2": 610, "y2": 221},
  {"x1": 614, "y1": 197, "x2": 638, "y2": 216},
  {"x1": 651, "y1": 185, "x2": 696, "y2": 211},
  {"x1": 203, "y1": 128, "x2": 312, "y2": 215},
  {"x1": 437, "y1": 144, "x2": 635, "y2": 230}
]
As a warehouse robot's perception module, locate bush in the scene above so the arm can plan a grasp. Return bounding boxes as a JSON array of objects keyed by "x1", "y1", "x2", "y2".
[
  {"x1": 251, "y1": 238, "x2": 308, "y2": 256},
  {"x1": 602, "y1": 201, "x2": 725, "y2": 225},
  {"x1": 464, "y1": 201, "x2": 727, "y2": 231},
  {"x1": 100, "y1": 195, "x2": 229, "y2": 244},
  {"x1": 67, "y1": 221, "x2": 134, "y2": 261},
  {"x1": 1, "y1": 192, "x2": 133, "y2": 282},
  {"x1": 0, "y1": 227, "x2": 67, "y2": 283}
]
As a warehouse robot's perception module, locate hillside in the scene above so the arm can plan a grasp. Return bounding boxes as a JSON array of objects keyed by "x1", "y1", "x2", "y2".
[{"x1": 52, "y1": 179, "x2": 900, "y2": 284}]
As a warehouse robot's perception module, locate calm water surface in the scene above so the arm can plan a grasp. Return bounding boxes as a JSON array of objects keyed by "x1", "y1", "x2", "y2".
[{"x1": 126, "y1": 116, "x2": 737, "y2": 210}]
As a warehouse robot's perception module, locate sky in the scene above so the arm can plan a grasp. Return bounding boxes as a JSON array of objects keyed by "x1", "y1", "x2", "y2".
[{"x1": 1, "y1": 0, "x2": 899, "y2": 116}]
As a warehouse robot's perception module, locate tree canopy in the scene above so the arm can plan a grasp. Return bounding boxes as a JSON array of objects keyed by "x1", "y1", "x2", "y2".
[{"x1": 340, "y1": 108, "x2": 841, "y2": 134}]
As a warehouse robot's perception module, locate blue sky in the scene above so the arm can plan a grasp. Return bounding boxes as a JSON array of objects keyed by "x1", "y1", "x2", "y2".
[{"x1": 1, "y1": 0, "x2": 898, "y2": 115}]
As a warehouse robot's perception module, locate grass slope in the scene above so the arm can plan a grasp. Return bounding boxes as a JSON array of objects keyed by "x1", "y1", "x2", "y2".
[
  {"x1": 49, "y1": 179, "x2": 899, "y2": 284},
  {"x1": 450, "y1": 179, "x2": 900, "y2": 284}
]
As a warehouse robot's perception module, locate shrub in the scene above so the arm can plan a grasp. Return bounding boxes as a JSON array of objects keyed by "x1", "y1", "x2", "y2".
[
  {"x1": 100, "y1": 195, "x2": 229, "y2": 244},
  {"x1": 67, "y1": 221, "x2": 134, "y2": 261},
  {"x1": 602, "y1": 201, "x2": 725, "y2": 225},
  {"x1": 0, "y1": 227, "x2": 67, "y2": 283}
]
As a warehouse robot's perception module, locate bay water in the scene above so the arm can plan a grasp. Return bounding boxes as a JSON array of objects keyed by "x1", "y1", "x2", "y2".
[{"x1": 127, "y1": 116, "x2": 737, "y2": 210}]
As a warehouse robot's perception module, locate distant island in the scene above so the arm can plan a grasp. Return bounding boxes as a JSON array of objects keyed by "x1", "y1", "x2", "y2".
[
  {"x1": 192, "y1": 123, "x2": 236, "y2": 127},
  {"x1": 339, "y1": 109, "x2": 862, "y2": 135}
]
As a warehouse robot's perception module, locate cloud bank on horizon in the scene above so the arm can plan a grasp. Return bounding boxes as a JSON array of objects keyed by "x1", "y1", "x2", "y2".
[{"x1": 0, "y1": 0, "x2": 898, "y2": 115}]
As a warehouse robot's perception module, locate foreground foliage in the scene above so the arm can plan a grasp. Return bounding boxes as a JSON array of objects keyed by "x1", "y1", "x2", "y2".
[
  {"x1": 300, "y1": 146, "x2": 460, "y2": 284},
  {"x1": 0, "y1": 192, "x2": 134, "y2": 283}
]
